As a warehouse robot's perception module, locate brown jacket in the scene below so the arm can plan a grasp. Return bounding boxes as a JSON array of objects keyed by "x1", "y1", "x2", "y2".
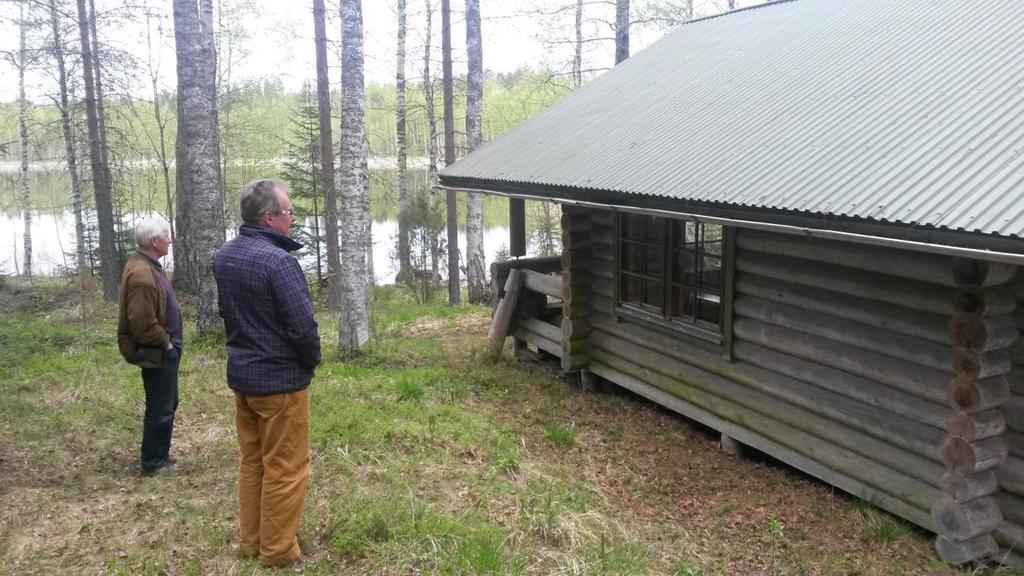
[{"x1": 117, "y1": 252, "x2": 169, "y2": 369}]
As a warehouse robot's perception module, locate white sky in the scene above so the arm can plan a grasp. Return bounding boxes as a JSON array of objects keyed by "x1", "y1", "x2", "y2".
[{"x1": 0, "y1": 0, "x2": 751, "y2": 104}]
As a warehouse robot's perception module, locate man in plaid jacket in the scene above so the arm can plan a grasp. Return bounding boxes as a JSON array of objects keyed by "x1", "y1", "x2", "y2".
[{"x1": 213, "y1": 179, "x2": 320, "y2": 567}]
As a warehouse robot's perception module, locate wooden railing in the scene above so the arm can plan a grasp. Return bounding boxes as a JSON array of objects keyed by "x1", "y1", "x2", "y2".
[{"x1": 488, "y1": 256, "x2": 586, "y2": 369}]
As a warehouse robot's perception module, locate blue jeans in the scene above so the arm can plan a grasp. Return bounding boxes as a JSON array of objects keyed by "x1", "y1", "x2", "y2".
[{"x1": 140, "y1": 345, "x2": 181, "y2": 470}]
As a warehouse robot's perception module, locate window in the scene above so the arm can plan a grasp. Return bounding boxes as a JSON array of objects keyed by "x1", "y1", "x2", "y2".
[{"x1": 618, "y1": 213, "x2": 725, "y2": 335}]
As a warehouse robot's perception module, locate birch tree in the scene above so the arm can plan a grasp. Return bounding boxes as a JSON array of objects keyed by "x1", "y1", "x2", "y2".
[
  {"x1": 16, "y1": 0, "x2": 32, "y2": 278},
  {"x1": 47, "y1": 0, "x2": 86, "y2": 275},
  {"x1": 76, "y1": 0, "x2": 118, "y2": 299},
  {"x1": 440, "y1": 0, "x2": 459, "y2": 304},
  {"x1": 464, "y1": 0, "x2": 486, "y2": 303},
  {"x1": 615, "y1": 0, "x2": 629, "y2": 64},
  {"x1": 312, "y1": 0, "x2": 340, "y2": 306},
  {"x1": 338, "y1": 0, "x2": 369, "y2": 352},
  {"x1": 394, "y1": 0, "x2": 412, "y2": 285},
  {"x1": 173, "y1": 0, "x2": 224, "y2": 332},
  {"x1": 423, "y1": 0, "x2": 441, "y2": 280}
]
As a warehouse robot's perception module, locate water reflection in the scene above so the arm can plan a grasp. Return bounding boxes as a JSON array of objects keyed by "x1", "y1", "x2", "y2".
[{"x1": 0, "y1": 209, "x2": 510, "y2": 284}]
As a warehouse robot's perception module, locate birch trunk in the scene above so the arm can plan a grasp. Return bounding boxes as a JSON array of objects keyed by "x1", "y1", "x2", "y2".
[
  {"x1": 18, "y1": 2, "x2": 31, "y2": 278},
  {"x1": 464, "y1": 0, "x2": 486, "y2": 304},
  {"x1": 423, "y1": 0, "x2": 440, "y2": 280},
  {"x1": 362, "y1": 151, "x2": 374, "y2": 288},
  {"x1": 441, "y1": 0, "x2": 460, "y2": 304},
  {"x1": 48, "y1": 0, "x2": 86, "y2": 273},
  {"x1": 313, "y1": 0, "x2": 341, "y2": 307},
  {"x1": 395, "y1": 0, "x2": 412, "y2": 285},
  {"x1": 573, "y1": 0, "x2": 583, "y2": 88},
  {"x1": 615, "y1": 0, "x2": 629, "y2": 64},
  {"x1": 76, "y1": 0, "x2": 118, "y2": 300},
  {"x1": 173, "y1": 0, "x2": 225, "y2": 333},
  {"x1": 339, "y1": 0, "x2": 370, "y2": 352}
]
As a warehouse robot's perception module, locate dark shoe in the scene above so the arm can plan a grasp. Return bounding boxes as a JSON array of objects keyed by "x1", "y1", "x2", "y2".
[{"x1": 141, "y1": 462, "x2": 177, "y2": 477}]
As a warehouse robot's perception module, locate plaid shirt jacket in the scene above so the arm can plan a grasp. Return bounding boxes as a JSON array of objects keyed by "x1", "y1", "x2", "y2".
[{"x1": 214, "y1": 225, "x2": 321, "y2": 396}]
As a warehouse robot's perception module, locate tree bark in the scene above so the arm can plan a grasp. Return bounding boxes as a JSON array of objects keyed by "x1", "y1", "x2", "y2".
[
  {"x1": 573, "y1": 0, "x2": 583, "y2": 88},
  {"x1": 339, "y1": 0, "x2": 370, "y2": 352},
  {"x1": 615, "y1": 0, "x2": 629, "y2": 65},
  {"x1": 48, "y1": 0, "x2": 86, "y2": 274},
  {"x1": 313, "y1": 0, "x2": 341, "y2": 306},
  {"x1": 441, "y1": 0, "x2": 459, "y2": 304},
  {"x1": 423, "y1": 0, "x2": 440, "y2": 280},
  {"x1": 76, "y1": 0, "x2": 118, "y2": 300},
  {"x1": 395, "y1": 0, "x2": 412, "y2": 285},
  {"x1": 464, "y1": 0, "x2": 486, "y2": 304},
  {"x1": 173, "y1": 0, "x2": 225, "y2": 333},
  {"x1": 18, "y1": 1, "x2": 32, "y2": 278}
]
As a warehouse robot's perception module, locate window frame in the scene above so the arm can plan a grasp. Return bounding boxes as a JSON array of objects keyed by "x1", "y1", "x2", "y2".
[{"x1": 614, "y1": 213, "x2": 734, "y2": 356}]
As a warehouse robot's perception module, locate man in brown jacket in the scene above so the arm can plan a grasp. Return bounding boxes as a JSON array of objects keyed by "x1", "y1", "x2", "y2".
[{"x1": 117, "y1": 217, "x2": 183, "y2": 475}]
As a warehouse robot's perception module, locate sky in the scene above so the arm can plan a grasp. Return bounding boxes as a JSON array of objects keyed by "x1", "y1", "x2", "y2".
[{"x1": 0, "y1": 0, "x2": 751, "y2": 103}]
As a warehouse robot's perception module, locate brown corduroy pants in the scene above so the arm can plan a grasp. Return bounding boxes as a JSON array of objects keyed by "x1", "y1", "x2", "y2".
[{"x1": 234, "y1": 388, "x2": 310, "y2": 567}]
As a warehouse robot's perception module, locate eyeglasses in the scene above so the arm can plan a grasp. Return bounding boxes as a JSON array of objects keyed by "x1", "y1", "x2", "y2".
[{"x1": 276, "y1": 209, "x2": 295, "y2": 216}]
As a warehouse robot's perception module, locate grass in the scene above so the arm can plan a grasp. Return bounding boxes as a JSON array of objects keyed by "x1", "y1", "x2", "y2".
[{"x1": 0, "y1": 278, "x2": 998, "y2": 574}]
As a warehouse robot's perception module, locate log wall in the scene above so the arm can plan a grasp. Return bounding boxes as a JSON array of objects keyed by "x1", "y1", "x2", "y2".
[
  {"x1": 572, "y1": 207, "x2": 1022, "y2": 564},
  {"x1": 995, "y1": 272, "x2": 1024, "y2": 564}
]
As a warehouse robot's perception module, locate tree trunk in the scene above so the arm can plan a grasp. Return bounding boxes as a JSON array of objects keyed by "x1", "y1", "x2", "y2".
[
  {"x1": 88, "y1": 0, "x2": 114, "y2": 267},
  {"x1": 362, "y1": 152, "x2": 374, "y2": 288},
  {"x1": 18, "y1": 1, "x2": 32, "y2": 279},
  {"x1": 441, "y1": 0, "x2": 459, "y2": 304},
  {"x1": 313, "y1": 0, "x2": 341, "y2": 306},
  {"x1": 464, "y1": 0, "x2": 486, "y2": 303},
  {"x1": 76, "y1": 0, "x2": 118, "y2": 300},
  {"x1": 339, "y1": 0, "x2": 370, "y2": 352},
  {"x1": 48, "y1": 0, "x2": 86, "y2": 274},
  {"x1": 423, "y1": 0, "x2": 440, "y2": 281},
  {"x1": 573, "y1": 0, "x2": 583, "y2": 88},
  {"x1": 615, "y1": 0, "x2": 629, "y2": 65},
  {"x1": 173, "y1": 0, "x2": 225, "y2": 333},
  {"x1": 395, "y1": 0, "x2": 412, "y2": 285}
]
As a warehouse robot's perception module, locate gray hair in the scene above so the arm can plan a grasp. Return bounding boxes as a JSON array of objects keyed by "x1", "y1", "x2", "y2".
[
  {"x1": 239, "y1": 179, "x2": 288, "y2": 225},
  {"x1": 134, "y1": 217, "x2": 171, "y2": 249}
]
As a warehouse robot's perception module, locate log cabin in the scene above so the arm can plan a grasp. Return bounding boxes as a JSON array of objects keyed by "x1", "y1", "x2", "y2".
[{"x1": 438, "y1": 0, "x2": 1024, "y2": 566}]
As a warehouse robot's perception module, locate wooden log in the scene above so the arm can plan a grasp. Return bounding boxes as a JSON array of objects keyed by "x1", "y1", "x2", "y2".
[
  {"x1": 519, "y1": 317, "x2": 562, "y2": 344},
  {"x1": 720, "y1": 433, "x2": 742, "y2": 456},
  {"x1": 941, "y1": 470, "x2": 998, "y2": 502},
  {"x1": 953, "y1": 350, "x2": 1012, "y2": 381},
  {"x1": 561, "y1": 317, "x2": 590, "y2": 342},
  {"x1": 737, "y1": 272, "x2": 951, "y2": 346},
  {"x1": 932, "y1": 496, "x2": 1003, "y2": 540},
  {"x1": 512, "y1": 326, "x2": 560, "y2": 357},
  {"x1": 949, "y1": 312, "x2": 1019, "y2": 353},
  {"x1": 935, "y1": 533, "x2": 998, "y2": 565},
  {"x1": 997, "y1": 491, "x2": 1024, "y2": 526},
  {"x1": 560, "y1": 349, "x2": 589, "y2": 372},
  {"x1": 942, "y1": 436, "x2": 1008, "y2": 474},
  {"x1": 587, "y1": 359, "x2": 936, "y2": 528},
  {"x1": 1004, "y1": 396, "x2": 1024, "y2": 433},
  {"x1": 949, "y1": 409, "x2": 1007, "y2": 441},
  {"x1": 734, "y1": 295, "x2": 951, "y2": 372},
  {"x1": 998, "y1": 456, "x2": 1024, "y2": 498},
  {"x1": 1008, "y1": 429, "x2": 1024, "y2": 456},
  {"x1": 522, "y1": 269, "x2": 563, "y2": 298},
  {"x1": 591, "y1": 312, "x2": 948, "y2": 445},
  {"x1": 488, "y1": 270, "x2": 524, "y2": 360},
  {"x1": 949, "y1": 376, "x2": 1011, "y2": 414},
  {"x1": 590, "y1": 208, "x2": 615, "y2": 227},
  {"x1": 591, "y1": 276, "x2": 615, "y2": 300},
  {"x1": 515, "y1": 290, "x2": 548, "y2": 320},
  {"x1": 733, "y1": 317, "x2": 950, "y2": 404},
  {"x1": 993, "y1": 521, "x2": 1024, "y2": 561},
  {"x1": 590, "y1": 331, "x2": 946, "y2": 489},
  {"x1": 737, "y1": 252, "x2": 1016, "y2": 317},
  {"x1": 729, "y1": 340, "x2": 948, "y2": 431},
  {"x1": 737, "y1": 228, "x2": 1019, "y2": 288}
]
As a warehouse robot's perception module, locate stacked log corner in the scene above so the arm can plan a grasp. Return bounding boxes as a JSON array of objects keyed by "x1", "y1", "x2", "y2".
[
  {"x1": 932, "y1": 260, "x2": 1017, "y2": 565},
  {"x1": 993, "y1": 269, "x2": 1024, "y2": 565},
  {"x1": 560, "y1": 206, "x2": 592, "y2": 372}
]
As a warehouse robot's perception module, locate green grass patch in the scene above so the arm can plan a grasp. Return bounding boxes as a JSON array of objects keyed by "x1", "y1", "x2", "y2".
[{"x1": 543, "y1": 423, "x2": 577, "y2": 447}]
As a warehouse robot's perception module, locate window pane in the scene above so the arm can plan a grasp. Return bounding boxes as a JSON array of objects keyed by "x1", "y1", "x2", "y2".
[
  {"x1": 644, "y1": 279, "x2": 664, "y2": 309},
  {"x1": 645, "y1": 245, "x2": 663, "y2": 277},
  {"x1": 671, "y1": 286, "x2": 693, "y2": 317},
  {"x1": 622, "y1": 241, "x2": 640, "y2": 273},
  {"x1": 622, "y1": 273, "x2": 641, "y2": 303}
]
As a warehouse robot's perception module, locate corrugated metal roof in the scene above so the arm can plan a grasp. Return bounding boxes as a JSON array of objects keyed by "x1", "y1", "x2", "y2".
[{"x1": 440, "y1": 0, "x2": 1024, "y2": 239}]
